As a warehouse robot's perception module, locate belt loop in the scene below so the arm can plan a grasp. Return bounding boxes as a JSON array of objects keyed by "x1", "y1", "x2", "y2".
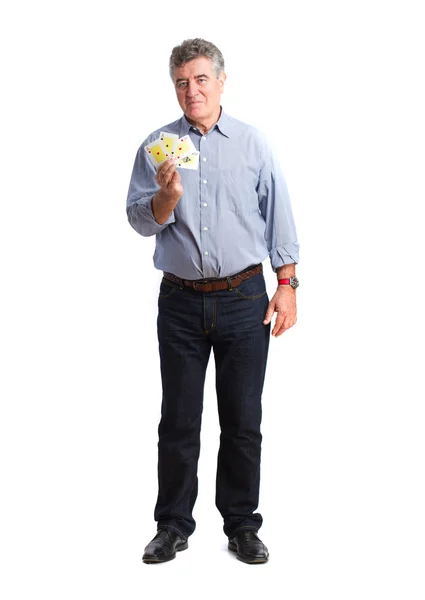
[{"x1": 226, "y1": 276, "x2": 233, "y2": 291}]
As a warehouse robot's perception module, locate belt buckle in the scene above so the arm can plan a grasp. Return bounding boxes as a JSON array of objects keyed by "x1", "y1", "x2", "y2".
[{"x1": 193, "y1": 279, "x2": 209, "y2": 292}]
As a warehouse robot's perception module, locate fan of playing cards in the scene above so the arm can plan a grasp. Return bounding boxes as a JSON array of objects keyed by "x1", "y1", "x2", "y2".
[{"x1": 144, "y1": 132, "x2": 200, "y2": 170}]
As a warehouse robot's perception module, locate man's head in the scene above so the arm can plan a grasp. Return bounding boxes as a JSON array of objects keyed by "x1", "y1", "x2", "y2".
[{"x1": 169, "y1": 38, "x2": 226, "y2": 125}]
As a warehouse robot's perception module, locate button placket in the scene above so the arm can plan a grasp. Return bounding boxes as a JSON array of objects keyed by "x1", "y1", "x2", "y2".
[{"x1": 199, "y1": 133, "x2": 210, "y2": 266}]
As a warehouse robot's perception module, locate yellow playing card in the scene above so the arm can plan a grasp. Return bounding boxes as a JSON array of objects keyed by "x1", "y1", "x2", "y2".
[
  {"x1": 176, "y1": 152, "x2": 200, "y2": 170},
  {"x1": 173, "y1": 135, "x2": 197, "y2": 160},
  {"x1": 160, "y1": 131, "x2": 178, "y2": 153},
  {"x1": 144, "y1": 138, "x2": 169, "y2": 167}
]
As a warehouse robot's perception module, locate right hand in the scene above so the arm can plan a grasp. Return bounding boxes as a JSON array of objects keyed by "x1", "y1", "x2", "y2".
[{"x1": 155, "y1": 158, "x2": 183, "y2": 201}]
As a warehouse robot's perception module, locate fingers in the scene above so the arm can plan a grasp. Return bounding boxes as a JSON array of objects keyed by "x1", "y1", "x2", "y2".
[
  {"x1": 155, "y1": 158, "x2": 177, "y2": 189},
  {"x1": 263, "y1": 301, "x2": 275, "y2": 325},
  {"x1": 155, "y1": 159, "x2": 175, "y2": 188},
  {"x1": 170, "y1": 169, "x2": 181, "y2": 184},
  {"x1": 272, "y1": 312, "x2": 285, "y2": 337},
  {"x1": 265, "y1": 305, "x2": 297, "y2": 337},
  {"x1": 273, "y1": 315, "x2": 297, "y2": 337},
  {"x1": 156, "y1": 158, "x2": 175, "y2": 178}
]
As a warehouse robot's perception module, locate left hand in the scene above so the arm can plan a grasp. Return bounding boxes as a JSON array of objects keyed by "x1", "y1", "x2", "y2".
[{"x1": 263, "y1": 286, "x2": 297, "y2": 337}]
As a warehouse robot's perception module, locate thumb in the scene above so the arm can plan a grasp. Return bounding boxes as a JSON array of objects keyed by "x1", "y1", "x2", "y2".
[{"x1": 263, "y1": 303, "x2": 274, "y2": 325}]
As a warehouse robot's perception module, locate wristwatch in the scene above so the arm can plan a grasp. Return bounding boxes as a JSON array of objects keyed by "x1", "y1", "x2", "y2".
[{"x1": 278, "y1": 277, "x2": 299, "y2": 289}]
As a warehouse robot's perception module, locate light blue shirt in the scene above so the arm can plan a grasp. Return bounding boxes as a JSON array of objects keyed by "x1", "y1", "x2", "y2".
[{"x1": 126, "y1": 109, "x2": 299, "y2": 279}]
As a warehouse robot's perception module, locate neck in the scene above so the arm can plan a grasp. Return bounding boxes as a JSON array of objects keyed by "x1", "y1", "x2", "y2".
[{"x1": 185, "y1": 106, "x2": 221, "y2": 135}]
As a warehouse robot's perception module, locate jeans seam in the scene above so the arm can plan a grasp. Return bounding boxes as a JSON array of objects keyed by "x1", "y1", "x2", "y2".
[
  {"x1": 235, "y1": 289, "x2": 267, "y2": 301},
  {"x1": 159, "y1": 280, "x2": 180, "y2": 298}
]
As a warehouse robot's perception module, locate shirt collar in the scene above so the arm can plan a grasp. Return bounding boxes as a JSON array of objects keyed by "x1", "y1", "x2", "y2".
[{"x1": 179, "y1": 107, "x2": 231, "y2": 138}]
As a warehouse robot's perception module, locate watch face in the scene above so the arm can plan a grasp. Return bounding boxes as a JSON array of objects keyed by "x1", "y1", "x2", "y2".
[{"x1": 290, "y1": 277, "x2": 299, "y2": 289}]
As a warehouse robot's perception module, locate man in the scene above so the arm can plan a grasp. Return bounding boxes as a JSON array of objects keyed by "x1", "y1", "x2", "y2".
[{"x1": 126, "y1": 38, "x2": 299, "y2": 564}]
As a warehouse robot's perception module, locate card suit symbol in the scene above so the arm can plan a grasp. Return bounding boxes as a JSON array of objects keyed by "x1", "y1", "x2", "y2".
[{"x1": 156, "y1": 151, "x2": 160, "y2": 155}]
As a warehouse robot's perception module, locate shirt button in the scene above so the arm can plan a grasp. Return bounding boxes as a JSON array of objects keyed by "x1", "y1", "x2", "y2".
[
  {"x1": 203, "y1": 226, "x2": 209, "y2": 231},
  {"x1": 204, "y1": 251, "x2": 209, "y2": 255},
  {"x1": 202, "y1": 157, "x2": 207, "y2": 162},
  {"x1": 203, "y1": 179, "x2": 207, "y2": 184},
  {"x1": 203, "y1": 202, "x2": 208, "y2": 207},
  {"x1": 202, "y1": 136, "x2": 206, "y2": 140}
]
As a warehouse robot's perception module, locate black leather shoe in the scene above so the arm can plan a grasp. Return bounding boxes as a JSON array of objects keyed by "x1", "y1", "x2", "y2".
[
  {"x1": 228, "y1": 530, "x2": 269, "y2": 564},
  {"x1": 142, "y1": 529, "x2": 188, "y2": 564}
]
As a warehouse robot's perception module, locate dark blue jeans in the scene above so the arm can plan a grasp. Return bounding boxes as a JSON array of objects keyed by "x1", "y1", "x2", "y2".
[{"x1": 154, "y1": 270, "x2": 271, "y2": 539}]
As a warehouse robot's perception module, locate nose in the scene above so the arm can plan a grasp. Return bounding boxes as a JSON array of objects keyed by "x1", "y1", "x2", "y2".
[{"x1": 186, "y1": 80, "x2": 199, "y2": 98}]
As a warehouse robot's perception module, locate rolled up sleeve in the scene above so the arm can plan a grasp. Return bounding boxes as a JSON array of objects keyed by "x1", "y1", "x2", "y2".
[
  {"x1": 126, "y1": 142, "x2": 175, "y2": 237},
  {"x1": 257, "y1": 143, "x2": 300, "y2": 271}
]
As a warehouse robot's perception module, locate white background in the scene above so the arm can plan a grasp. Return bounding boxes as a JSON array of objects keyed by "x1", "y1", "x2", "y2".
[{"x1": 1, "y1": 0, "x2": 424, "y2": 598}]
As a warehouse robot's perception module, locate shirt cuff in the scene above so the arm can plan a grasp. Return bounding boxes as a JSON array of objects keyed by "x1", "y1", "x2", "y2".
[
  {"x1": 130, "y1": 196, "x2": 175, "y2": 235},
  {"x1": 269, "y1": 242, "x2": 299, "y2": 272}
]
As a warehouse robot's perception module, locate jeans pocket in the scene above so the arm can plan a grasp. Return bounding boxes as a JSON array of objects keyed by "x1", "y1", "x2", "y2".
[
  {"x1": 159, "y1": 278, "x2": 181, "y2": 299},
  {"x1": 234, "y1": 274, "x2": 267, "y2": 300}
]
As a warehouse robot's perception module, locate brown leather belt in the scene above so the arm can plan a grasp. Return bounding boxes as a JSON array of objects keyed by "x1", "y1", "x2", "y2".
[{"x1": 163, "y1": 263, "x2": 262, "y2": 293}]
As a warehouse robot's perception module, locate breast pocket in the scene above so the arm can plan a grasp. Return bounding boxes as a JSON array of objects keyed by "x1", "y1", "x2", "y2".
[{"x1": 220, "y1": 166, "x2": 260, "y2": 215}]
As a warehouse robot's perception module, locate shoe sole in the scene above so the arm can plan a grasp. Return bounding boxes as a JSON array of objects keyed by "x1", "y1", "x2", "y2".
[
  {"x1": 228, "y1": 541, "x2": 269, "y2": 564},
  {"x1": 143, "y1": 541, "x2": 188, "y2": 564}
]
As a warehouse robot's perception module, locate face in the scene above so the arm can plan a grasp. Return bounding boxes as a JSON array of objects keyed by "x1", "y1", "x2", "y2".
[{"x1": 173, "y1": 56, "x2": 226, "y2": 123}]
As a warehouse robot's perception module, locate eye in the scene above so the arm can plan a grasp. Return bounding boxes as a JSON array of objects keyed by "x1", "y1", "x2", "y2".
[
  {"x1": 177, "y1": 82, "x2": 187, "y2": 89},
  {"x1": 198, "y1": 78, "x2": 207, "y2": 84}
]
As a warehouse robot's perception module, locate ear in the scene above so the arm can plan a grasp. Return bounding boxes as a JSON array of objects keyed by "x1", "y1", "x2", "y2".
[{"x1": 219, "y1": 72, "x2": 227, "y2": 92}]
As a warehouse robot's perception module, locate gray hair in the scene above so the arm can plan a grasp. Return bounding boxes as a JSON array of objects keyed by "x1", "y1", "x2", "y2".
[{"x1": 169, "y1": 38, "x2": 225, "y2": 80}]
